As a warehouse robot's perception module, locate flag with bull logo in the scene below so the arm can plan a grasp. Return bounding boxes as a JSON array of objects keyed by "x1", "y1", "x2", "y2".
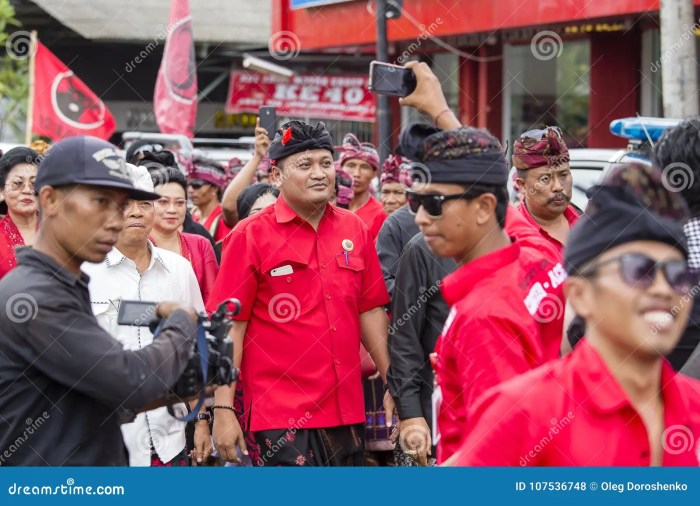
[
  {"x1": 32, "y1": 42, "x2": 116, "y2": 141},
  {"x1": 154, "y1": 0, "x2": 198, "y2": 137}
]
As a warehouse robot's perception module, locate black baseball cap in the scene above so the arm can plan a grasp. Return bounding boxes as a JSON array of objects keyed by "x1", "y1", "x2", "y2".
[{"x1": 36, "y1": 136, "x2": 161, "y2": 200}]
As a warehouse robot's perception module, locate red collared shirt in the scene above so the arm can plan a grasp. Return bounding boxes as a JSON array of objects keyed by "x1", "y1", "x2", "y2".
[
  {"x1": 354, "y1": 195, "x2": 387, "y2": 240},
  {"x1": 434, "y1": 207, "x2": 566, "y2": 463},
  {"x1": 519, "y1": 201, "x2": 579, "y2": 253},
  {"x1": 454, "y1": 339, "x2": 700, "y2": 466},
  {"x1": 195, "y1": 204, "x2": 231, "y2": 244},
  {"x1": 207, "y1": 197, "x2": 389, "y2": 431}
]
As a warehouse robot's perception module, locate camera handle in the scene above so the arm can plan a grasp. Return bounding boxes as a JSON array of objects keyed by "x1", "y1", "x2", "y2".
[{"x1": 166, "y1": 321, "x2": 209, "y2": 422}]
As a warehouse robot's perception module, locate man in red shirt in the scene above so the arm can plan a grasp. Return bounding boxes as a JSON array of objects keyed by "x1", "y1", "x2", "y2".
[
  {"x1": 398, "y1": 121, "x2": 566, "y2": 464},
  {"x1": 187, "y1": 156, "x2": 232, "y2": 245},
  {"x1": 512, "y1": 127, "x2": 580, "y2": 253},
  {"x1": 337, "y1": 133, "x2": 387, "y2": 240},
  {"x1": 207, "y1": 120, "x2": 391, "y2": 466},
  {"x1": 453, "y1": 182, "x2": 700, "y2": 466}
]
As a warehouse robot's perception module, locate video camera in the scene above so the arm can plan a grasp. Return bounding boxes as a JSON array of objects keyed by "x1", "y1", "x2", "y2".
[{"x1": 117, "y1": 298, "x2": 241, "y2": 404}]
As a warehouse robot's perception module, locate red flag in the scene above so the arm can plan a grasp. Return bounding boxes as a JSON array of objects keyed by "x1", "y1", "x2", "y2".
[
  {"x1": 154, "y1": 0, "x2": 198, "y2": 137},
  {"x1": 32, "y1": 42, "x2": 116, "y2": 141}
]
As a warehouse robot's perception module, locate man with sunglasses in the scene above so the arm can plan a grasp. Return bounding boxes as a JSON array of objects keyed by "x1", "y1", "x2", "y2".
[
  {"x1": 512, "y1": 126, "x2": 579, "y2": 253},
  {"x1": 398, "y1": 123, "x2": 566, "y2": 464},
  {"x1": 451, "y1": 183, "x2": 700, "y2": 466}
]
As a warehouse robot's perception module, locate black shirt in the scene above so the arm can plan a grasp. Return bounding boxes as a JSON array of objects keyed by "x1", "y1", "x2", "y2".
[
  {"x1": 387, "y1": 233, "x2": 456, "y2": 428},
  {"x1": 0, "y1": 248, "x2": 196, "y2": 466},
  {"x1": 377, "y1": 204, "x2": 420, "y2": 299}
]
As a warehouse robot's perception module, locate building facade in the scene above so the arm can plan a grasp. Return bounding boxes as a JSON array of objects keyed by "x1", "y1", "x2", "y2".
[{"x1": 273, "y1": 0, "x2": 700, "y2": 148}]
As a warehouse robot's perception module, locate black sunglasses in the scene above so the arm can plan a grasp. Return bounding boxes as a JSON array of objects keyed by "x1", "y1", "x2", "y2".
[
  {"x1": 188, "y1": 180, "x2": 207, "y2": 189},
  {"x1": 406, "y1": 189, "x2": 471, "y2": 217},
  {"x1": 580, "y1": 253, "x2": 693, "y2": 295}
]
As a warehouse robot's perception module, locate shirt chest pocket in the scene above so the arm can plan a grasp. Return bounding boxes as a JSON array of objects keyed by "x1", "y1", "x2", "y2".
[
  {"x1": 334, "y1": 254, "x2": 365, "y2": 300},
  {"x1": 261, "y1": 260, "x2": 319, "y2": 320}
]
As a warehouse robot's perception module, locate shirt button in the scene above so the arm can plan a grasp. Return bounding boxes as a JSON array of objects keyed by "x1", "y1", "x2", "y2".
[
  {"x1": 332, "y1": 325, "x2": 337, "y2": 331},
  {"x1": 326, "y1": 294, "x2": 332, "y2": 300},
  {"x1": 286, "y1": 277, "x2": 292, "y2": 283},
  {"x1": 335, "y1": 359, "x2": 341, "y2": 365}
]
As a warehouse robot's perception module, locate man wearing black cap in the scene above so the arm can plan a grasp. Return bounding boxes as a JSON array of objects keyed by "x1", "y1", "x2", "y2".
[
  {"x1": 452, "y1": 183, "x2": 700, "y2": 466},
  {"x1": 0, "y1": 136, "x2": 199, "y2": 466},
  {"x1": 206, "y1": 121, "x2": 392, "y2": 466}
]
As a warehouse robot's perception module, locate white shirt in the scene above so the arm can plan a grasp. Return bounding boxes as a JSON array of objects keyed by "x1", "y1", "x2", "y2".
[{"x1": 82, "y1": 241, "x2": 205, "y2": 467}]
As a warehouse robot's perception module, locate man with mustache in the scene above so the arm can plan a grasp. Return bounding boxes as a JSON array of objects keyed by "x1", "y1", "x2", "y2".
[{"x1": 512, "y1": 127, "x2": 580, "y2": 252}]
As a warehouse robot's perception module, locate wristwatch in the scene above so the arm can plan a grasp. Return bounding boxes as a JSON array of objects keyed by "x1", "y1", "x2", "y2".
[{"x1": 195, "y1": 412, "x2": 211, "y2": 423}]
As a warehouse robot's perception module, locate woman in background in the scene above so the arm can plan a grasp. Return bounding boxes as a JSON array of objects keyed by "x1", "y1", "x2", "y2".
[
  {"x1": 150, "y1": 167, "x2": 218, "y2": 304},
  {"x1": 0, "y1": 147, "x2": 41, "y2": 280}
]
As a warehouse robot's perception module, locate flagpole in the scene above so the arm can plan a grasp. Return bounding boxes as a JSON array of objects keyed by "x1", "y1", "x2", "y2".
[{"x1": 25, "y1": 31, "x2": 37, "y2": 146}]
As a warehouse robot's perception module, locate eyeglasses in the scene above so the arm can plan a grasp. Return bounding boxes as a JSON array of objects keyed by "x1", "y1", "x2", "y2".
[
  {"x1": 4, "y1": 179, "x2": 36, "y2": 192},
  {"x1": 579, "y1": 253, "x2": 694, "y2": 295},
  {"x1": 406, "y1": 189, "x2": 471, "y2": 217}
]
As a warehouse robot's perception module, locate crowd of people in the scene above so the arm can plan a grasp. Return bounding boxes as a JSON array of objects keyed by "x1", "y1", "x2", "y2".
[{"x1": 1, "y1": 61, "x2": 700, "y2": 467}]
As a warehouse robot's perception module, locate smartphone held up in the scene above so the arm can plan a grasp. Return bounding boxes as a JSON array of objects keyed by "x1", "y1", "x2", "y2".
[
  {"x1": 368, "y1": 61, "x2": 417, "y2": 97},
  {"x1": 259, "y1": 106, "x2": 277, "y2": 135}
]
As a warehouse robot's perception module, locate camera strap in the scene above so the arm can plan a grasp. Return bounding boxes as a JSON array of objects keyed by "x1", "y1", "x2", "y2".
[{"x1": 171, "y1": 322, "x2": 209, "y2": 423}]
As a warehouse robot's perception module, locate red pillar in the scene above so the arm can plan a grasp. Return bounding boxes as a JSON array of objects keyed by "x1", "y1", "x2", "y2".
[
  {"x1": 484, "y1": 45, "x2": 503, "y2": 138},
  {"x1": 460, "y1": 45, "x2": 502, "y2": 136},
  {"x1": 458, "y1": 52, "x2": 479, "y2": 126},
  {"x1": 588, "y1": 30, "x2": 641, "y2": 148}
]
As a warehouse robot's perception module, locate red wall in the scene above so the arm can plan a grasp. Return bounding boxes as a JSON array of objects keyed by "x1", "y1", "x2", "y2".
[
  {"x1": 274, "y1": 0, "x2": 666, "y2": 50},
  {"x1": 587, "y1": 30, "x2": 641, "y2": 148}
]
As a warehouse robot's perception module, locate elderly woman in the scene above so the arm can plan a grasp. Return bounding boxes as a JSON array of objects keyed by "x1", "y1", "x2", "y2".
[
  {"x1": 0, "y1": 147, "x2": 41, "y2": 279},
  {"x1": 379, "y1": 154, "x2": 412, "y2": 216},
  {"x1": 149, "y1": 167, "x2": 218, "y2": 304}
]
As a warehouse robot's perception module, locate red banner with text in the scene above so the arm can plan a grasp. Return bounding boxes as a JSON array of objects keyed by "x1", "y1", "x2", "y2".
[{"x1": 226, "y1": 72, "x2": 375, "y2": 122}]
